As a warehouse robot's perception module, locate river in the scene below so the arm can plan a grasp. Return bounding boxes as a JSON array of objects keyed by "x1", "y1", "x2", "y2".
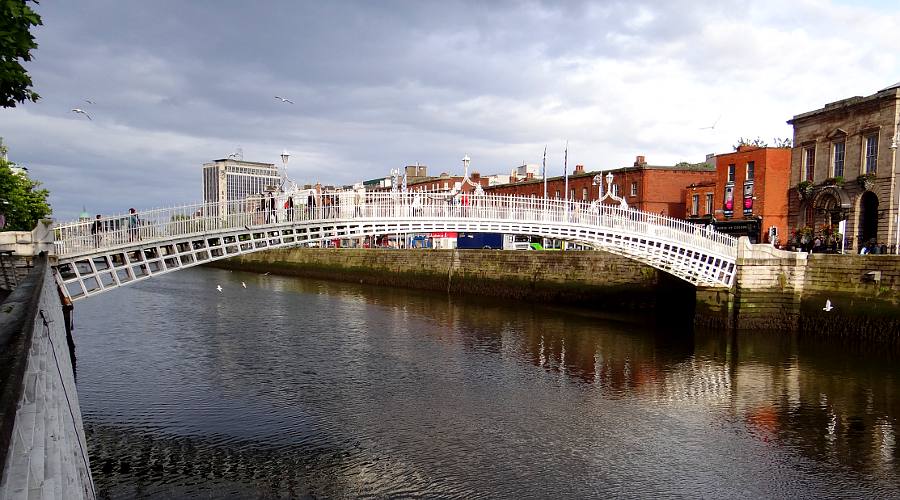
[{"x1": 73, "y1": 267, "x2": 899, "y2": 498}]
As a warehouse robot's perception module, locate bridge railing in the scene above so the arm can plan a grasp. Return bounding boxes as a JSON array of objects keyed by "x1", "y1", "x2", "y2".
[{"x1": 52, "y1": 193, "x2": 737, "y2": 258}]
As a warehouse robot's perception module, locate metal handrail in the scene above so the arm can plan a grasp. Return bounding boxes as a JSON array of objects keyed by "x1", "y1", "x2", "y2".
[{"x1": 51, "y1": 193, "x2": 738, "y2": 260}]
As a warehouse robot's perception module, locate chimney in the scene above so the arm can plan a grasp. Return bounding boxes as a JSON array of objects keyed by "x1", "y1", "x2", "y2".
[
  {"x1": 471, "y1": 172, "x2": 480, "y2": 180},
  {"x1": 526, "y1": 172, "x2": 534, "y2": 180},
  {"x1": 634, "y1": 155, "x2": 646, "y2": 167},
  {"x1": 574, "y1": 164, "x2": 584, "y2": 174}
]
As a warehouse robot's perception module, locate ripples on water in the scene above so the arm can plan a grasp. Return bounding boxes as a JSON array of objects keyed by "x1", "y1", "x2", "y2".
[{"x1": 73, "y1": 267, "x2": 899, "y2": 499}]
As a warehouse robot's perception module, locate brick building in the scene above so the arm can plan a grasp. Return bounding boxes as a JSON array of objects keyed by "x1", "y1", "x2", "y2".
[
  {"x1": 705, "y1": 146, "x2": 791, "y2": 244},
  {"x1": 486, "y1": 156, "x2": 716, "y2": 219},
  {"x1": 787, "y1": 83, "x2": 900, "y2": 252}
]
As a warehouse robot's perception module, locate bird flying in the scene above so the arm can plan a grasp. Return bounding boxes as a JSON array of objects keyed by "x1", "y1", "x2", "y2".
[
  {"x1": 242, "y1": 281, "x2": 247, "y2": 288},
  {"x1": 71, "y1": 108, "x2": 92, "y2": 120},
  {"x1": 84, "y1": 99, "x2": 96, "y2": 105},
  {"x1": 216, "y1": 285, "x2": 223, "y2": 292},
  {"x1": 274, "y1": 96, "x2": 294, "y2": 104},
  {"x1": 699, "y1": 114, "x2": 721, "y2": 130},
  {"x1": 823, "y1": 299, "x2": 833, "y2": 312}
]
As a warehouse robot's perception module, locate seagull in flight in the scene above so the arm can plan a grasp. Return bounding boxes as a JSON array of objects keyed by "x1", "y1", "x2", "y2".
[
  {"x1": 822, "y1": 299, "x2": 833, "y2": 312},
  {"x1": 216, "y1": 285, "x2": 223, "y2": 293},
  {"x1": 274, "y1": 96, "x2": 294, "y2": 104},
  {"x1": 71, "y1": 108, "x2": 92, "y2": 120},
  {"x1": 84, "y1": 99, "x2": 96, "y2": 105},
  {"x1": 699, "y1": 114, "x2": 721, "y2": 130}
]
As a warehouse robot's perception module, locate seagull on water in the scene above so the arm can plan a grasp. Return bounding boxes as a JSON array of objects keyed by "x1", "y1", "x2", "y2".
[
  {"x1": 71, "y1": 108, "x2": 92, "y2": 120},
  {"x1": 216, "y1": 285, "x2": 223, "y2": 292},
  {"x1": 274, "y1": 96, "x2": 294, "y2": 104},
  {"x1": 823, "y1": 299, "x2": 833, "y2": 312},
  {"x1": 262, "y1": 272, "x2": 270, "y2": 276},
  {"x1": 242, "y1": 281, "x2": 247, "y2": 288}
]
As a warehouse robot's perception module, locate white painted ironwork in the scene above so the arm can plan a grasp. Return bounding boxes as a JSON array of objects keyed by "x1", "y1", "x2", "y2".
[{"x1": 51, "y1": 193, "x2": 738, "y2": 300}]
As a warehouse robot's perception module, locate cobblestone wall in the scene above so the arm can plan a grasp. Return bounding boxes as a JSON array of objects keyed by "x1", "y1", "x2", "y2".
[{"x1": 0, "y1": 257, "x2": 94, "y2": 499}]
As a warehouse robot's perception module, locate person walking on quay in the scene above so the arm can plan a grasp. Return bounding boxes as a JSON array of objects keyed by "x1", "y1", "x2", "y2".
[
  {"x1": 127, "y1": 208, "x2": 141, "y2": 242},
  {"x1": 91, "y1": 214, "x2": 103, "y2": 247}
]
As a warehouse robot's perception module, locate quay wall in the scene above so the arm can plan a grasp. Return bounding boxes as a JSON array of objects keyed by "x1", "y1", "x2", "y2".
[
  {"x1": 0, "y1": 254, "x2": 94, "y2": 499},
  {"x1": 696, "y1": 242, "x2": 900, "y2": 344},
  {"x1": 217, "y1": 245, "x2": 900, "y2": 344},
  {"x1": 211, "y1": 248, "x2": 675, "y2": 311}
]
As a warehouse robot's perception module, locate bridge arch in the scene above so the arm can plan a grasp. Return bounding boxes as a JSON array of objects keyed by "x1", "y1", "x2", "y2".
[{"x1": 51, "y1": 193, "x2": 737, "y2": 300}]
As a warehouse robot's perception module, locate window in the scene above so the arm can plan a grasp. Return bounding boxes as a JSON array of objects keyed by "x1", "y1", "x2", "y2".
[
  {"x1": 582, "y1": 187, "x2": 588, "y2": 201},
  {"x1": 611, "y1": 184, "x2": 620, "y2": 197},
  {"x1": 727, "y1": 164, "x2": 735, "y2": 183},
  {"x1": 705, "y1": 193, "x2": 713, "y2": 215},
  {"x1": 691, "y1": 194, "x2": 699, "y2": 216},
  {"x1": 555, "y1": 190, "x2": 560, "y2": 198},
  {"x1": 746, "y1": 161, "x2": 754, "y2": 181},
  {"x1": 570, "y1": 189, "x2": 575, "y2": 200},
  {"x1": 865, "y1": 134, "x2": 878, "y2": 174},
  {"x1": 630, "y1": 181, "x2": 638, "y2": 196},
  {"x1": 803, "y1": 146, "x2": 815, "y2": 181},
  {"x1": 832, "y1": 141, "x2": 845, "y2": 178}
]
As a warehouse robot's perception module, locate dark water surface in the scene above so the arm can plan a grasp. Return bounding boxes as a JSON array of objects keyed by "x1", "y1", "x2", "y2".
[{"x1": 74, "y1": 267, "x2": 899, "y2": 499}]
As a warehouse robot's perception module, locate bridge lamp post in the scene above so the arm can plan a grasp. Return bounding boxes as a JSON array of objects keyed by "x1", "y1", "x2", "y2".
[
  {"x1": 279, "y1": 150, "x2": 290, "y2": 191},
  {"x1": 592, "y1": 174, "x2": 603, "y2": 200}
]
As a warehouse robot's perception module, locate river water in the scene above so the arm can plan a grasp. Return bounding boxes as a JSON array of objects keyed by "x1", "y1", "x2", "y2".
[{"x1": 74, "y1": 267, "x2": 898, "y2": 499}]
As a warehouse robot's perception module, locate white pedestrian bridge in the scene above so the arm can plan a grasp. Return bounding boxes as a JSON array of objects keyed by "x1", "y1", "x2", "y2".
[{"x1": 51, "y1": 193, "x2": 737, "y2": 300}]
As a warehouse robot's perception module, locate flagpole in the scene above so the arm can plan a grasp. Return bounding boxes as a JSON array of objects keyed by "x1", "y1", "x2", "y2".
[
  {"x1": 542, "y1": 145, "x2": 547, "y2": 199},
  {"x1": 564, "y1": 141, "x2": 569, "y2": 205}
]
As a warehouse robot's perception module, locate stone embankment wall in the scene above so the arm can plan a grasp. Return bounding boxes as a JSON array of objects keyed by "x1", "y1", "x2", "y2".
[
  {"x1": 213, "y1": 248, "x2": 671, "y2": 310},
  {"x1": 0, "y1": 255, "x2": 95, "y2": 499},
  {"x1": 698, "y1": 240, "x2": 900, "y2": 344}
]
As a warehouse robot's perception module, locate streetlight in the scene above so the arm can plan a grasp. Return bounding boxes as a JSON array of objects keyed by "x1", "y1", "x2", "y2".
[
  {"x1": 280, "y1": 149, "x2": 290, "y2": 190},
  {"x1": 462, "y1": 154, "x2": 471, "y2": 179},
  {"x1": 891, "y1": 125, "x2": 899, "y2": 253},
  {"x1": 592, "y1": 173, "x2": 603, "y2": 200}
]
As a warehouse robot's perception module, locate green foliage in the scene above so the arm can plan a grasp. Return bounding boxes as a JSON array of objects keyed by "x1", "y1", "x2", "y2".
[
  {"x1": 823, "y1": 176, "x2": 844, "y2": 186},
  {"x1": 0, "y1": 0, "x2": 43, "y2": 107},
  {"x1": 797, "y1": 180, "x2": 814, "y2": 199},
  {"x1": 0, "y1": 139, "x2": 52, "y2": 230},
  {"x1": 733, "y1": 137, "x2": 768, "y2": 150},
  {"x1": 772, "y1": 137, "x2": 792, "y2": 148}
]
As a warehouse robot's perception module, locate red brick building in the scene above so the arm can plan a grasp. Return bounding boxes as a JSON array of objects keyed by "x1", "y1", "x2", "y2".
[
  {"x1": 485, "y1": 156, "x2": 716, "y2": 219},
  {"x1": 707, "y1": 145, "x2": 791, "y2": 244}
]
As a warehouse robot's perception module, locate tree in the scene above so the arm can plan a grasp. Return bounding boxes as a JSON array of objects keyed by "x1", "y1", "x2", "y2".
[
  {"x1": 0, "y1": 138, "x2": 51, "y2": 231},
  {"x1": 0, "y1": 0, "x2": 42, "y2": 107}
]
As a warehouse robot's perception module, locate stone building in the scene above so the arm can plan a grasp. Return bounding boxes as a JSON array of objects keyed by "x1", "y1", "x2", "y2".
[{"x1": 787, "y1": 83, "x2": 900, "y2": 252}]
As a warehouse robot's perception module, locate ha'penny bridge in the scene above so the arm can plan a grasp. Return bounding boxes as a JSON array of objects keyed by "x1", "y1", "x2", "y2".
[{"x1": 50, "y1": 192, "x2": 738, "y2": 300}]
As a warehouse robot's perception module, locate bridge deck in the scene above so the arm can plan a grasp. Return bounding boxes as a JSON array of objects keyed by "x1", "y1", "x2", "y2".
[{"x1": 51, "y1": 193, "x2": 737, "y2": 299}]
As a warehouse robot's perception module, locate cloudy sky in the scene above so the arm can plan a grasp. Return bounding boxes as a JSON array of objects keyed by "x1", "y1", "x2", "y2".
[{"x1": 2, "y1": 0, "x2": 898, "y2": 220}]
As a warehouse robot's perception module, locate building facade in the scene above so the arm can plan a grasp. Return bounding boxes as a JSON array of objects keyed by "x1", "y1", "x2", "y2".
[
  {"x1": 486, "y1": 156, "x2": 715, "y2": 220},
  {"x1": 787, "y1": 83, "x2": 900, "y2": 252},
  {"x1": 202, "y1": 158, "x2": 282, "y2": 213},
  {"x1": 708, "y1": 146, "x2": 791, "y2": 244}
]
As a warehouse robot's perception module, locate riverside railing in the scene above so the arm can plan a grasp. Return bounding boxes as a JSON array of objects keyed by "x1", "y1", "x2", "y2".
[{"x1": 52, "y1": 193, "x2": 737, "y2": 259}]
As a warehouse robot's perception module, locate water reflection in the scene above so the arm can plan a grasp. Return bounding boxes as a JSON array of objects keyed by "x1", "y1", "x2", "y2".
[{"x1": 75, "y1": 267, "x2": 899, "y2": 498}]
